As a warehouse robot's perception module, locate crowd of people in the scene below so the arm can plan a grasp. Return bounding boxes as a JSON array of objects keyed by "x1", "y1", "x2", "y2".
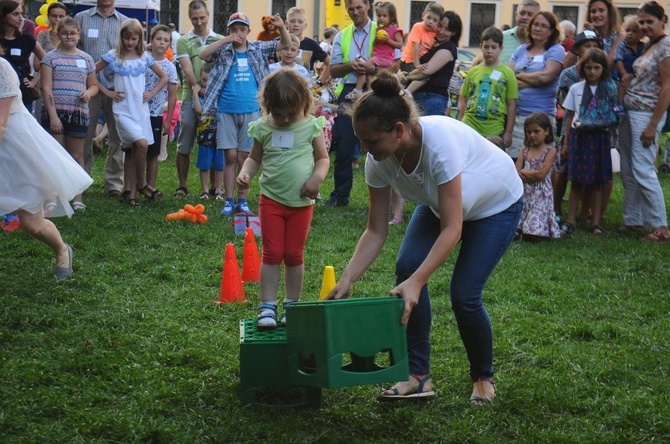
[{"x1": 1, "y1": 0, "x2": 669, "y2": 405}]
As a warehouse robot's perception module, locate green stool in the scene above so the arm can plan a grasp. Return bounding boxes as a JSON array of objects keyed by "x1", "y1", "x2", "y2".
[
  {"x1": 286, "y1": 297, "x2": 408, "y2": 388},
  {"x1": 239, "y1": 319, "x2": 322, "y2": 408}
]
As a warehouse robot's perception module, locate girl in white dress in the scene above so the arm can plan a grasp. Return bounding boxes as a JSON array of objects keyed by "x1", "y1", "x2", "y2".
[
  {"x1": 95, "y1": 19, "x2": 168, "y2": 207},
  {"x1": 0, "y1": 53, "x2": 93, "y2": 280}
]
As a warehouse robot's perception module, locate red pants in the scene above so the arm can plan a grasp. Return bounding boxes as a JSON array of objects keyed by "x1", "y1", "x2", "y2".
[{"x1": 259, "y1": 194, "x2": 313, "y2": 266}]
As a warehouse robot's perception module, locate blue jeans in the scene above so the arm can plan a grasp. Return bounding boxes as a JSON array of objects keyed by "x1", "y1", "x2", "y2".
[
  {"x1": 396, "y1": 199, "x2": 522, "y2": 380},
  {"x1": 413, "y1": 92, "x2": 449, "y2": 116},
  {"x1": 329, "y1": 84, "x2": 359, "y2": 204}
]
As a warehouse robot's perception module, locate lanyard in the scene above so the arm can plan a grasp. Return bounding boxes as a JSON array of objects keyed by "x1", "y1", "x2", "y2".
[{"x1": 353, "y1": 29, "x2": 368, "y2": 57}]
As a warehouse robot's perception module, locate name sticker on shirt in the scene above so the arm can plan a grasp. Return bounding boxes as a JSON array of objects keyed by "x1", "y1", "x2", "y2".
[
  {"x1": 272, "y1": 130, "x2": 294, "y2": 148},
  {"x1": 10, "y1": 48, "x2": 21, "y2": 56},
  {"x1": 88, "y1": 29, "x2": 99, "y2": 38},
  {"x1": 237, "y1": 58, "x2": 248, "y2": 68},
  {"x1": 490, "y1": 70, "x2": 502, "y2": 81},
  {"x1": 76, "y1": 59, "x2": 87, "y2": 68},
  {"x1": 532, "y1": 55, "x2": 544, "y2": 63}
]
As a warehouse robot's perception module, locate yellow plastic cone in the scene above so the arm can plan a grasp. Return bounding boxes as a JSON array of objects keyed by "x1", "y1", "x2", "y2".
[{"x1": 319, "y1": 266, "x2": 336, "y2": 300}]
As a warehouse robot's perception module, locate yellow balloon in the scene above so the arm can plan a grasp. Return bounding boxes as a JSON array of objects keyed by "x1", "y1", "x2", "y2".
[
  {"x1": 39, "y1": 4, "x2": 48, "y2": 15},
  {"x1": 35, "y1": 15, "x2": 47, "y2": 26}
]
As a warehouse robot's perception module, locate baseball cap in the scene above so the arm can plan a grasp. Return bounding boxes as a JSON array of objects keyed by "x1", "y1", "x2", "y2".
[
  {"x1": 570, "y1": 30, "x2": 603, "y2": 54},
  {"x1": 149, "y1": 18, "x2": 159, "y2": 25},
  {"x1": 227, "y1": 12, "x2": 250, "y2": 28}
]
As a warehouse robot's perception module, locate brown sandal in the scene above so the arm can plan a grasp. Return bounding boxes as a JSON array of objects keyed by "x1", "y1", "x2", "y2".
[
  {"x1": 470, "y1": 378, "x2": 495, "y2": 406},
  {"x1": 642, "y1": 230, "x2": 669, "y2": 243}
]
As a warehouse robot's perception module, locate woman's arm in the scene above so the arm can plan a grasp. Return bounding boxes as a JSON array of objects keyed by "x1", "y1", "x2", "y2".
[
  {"x1": 641, "y1": 57, "x2": 670, "y2": 148},
  {"x1": 515, "y1": 60, "x2": 563, "y2": 86},
  {"x1": 0, "y1": 97, "x2": 11, "y2": 141},
  {"x1": 416, "y1": 48, "x2": 454, "y2": 76},
  {"x1": 391, "y1": 175, "x2": 463, "y2": 324},
  {"x1": 328, "y1": 185, "x2": 392, "y2": 299}
]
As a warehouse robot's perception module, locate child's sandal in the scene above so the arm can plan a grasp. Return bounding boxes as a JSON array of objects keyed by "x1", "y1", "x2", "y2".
[
  {"x1": 257, "y1": 302, "x2": 278, "y2": 329},
  {"x1": 591, "y1": 224, "x2": 605, "y2": 235},
  {"x1": 560, "y1": 222, "x2": 575, "y2": 236}
]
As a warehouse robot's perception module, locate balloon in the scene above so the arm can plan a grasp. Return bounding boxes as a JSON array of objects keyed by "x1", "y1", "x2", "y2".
[
  {"x1": 166, "y1": 204, "x2": 208, "y2": 224},
  {"x1": 39, "y1": 4, "x2": 48, "y2": 15},
  {"x1": 35, "y1": 25, "x2": 49, "y2": 36},
  {"x1": 46, "y1": 0, "x2": 58, "y2": 4},
  {"x1": 35, "y1": 15, "x2": 47, "y2": 27}
]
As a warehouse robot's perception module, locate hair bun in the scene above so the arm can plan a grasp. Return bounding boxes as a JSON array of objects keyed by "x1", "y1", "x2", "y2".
[{"x1": 370, "y1": 70, "x2": 402, "y2": 97}]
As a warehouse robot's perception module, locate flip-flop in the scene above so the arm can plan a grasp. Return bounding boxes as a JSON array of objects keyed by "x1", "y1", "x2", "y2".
[
  {"x1": 470, "y1": 379, "x2": 495, "y2": 405},
  {"x1": 54, "y1": 243, "x2": 73, "y2": 280},
  {"x1": 377, "y1": 375, "x2": 435, "y2": 401}
]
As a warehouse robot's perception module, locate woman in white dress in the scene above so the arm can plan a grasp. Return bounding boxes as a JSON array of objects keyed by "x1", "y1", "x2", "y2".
[{"x1": 0, "y1": 53, "x2": 93, "y2": 280}]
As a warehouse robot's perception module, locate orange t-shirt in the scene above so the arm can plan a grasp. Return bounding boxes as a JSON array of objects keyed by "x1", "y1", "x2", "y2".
[{"x1": 401, "y1": 22, "x2": 436, "y2": 64}]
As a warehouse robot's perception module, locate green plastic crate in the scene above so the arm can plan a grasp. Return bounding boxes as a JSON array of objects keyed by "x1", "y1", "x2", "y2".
[
  {"x1": 239, "y1": 319, "x2": 322, "y2": 408},
  {"x1": 286, "y1": 297, "x2": 408, "y2": 388}
]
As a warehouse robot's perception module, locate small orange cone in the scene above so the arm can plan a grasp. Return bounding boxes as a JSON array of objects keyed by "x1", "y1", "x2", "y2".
[
  {"x1": 218, "y1": 243, "x2": 246, "y2": 303},
  {"x1": 319, "y1": 266, "x2": 336, "y2": 300},
  {"x1": 242, "y1": 227, "x2": 261, "y2": 283}
]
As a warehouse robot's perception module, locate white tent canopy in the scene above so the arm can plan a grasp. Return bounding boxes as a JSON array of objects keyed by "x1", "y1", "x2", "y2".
[{"x1": 61, "y1": 0, "x2": 160, "y2": 10}]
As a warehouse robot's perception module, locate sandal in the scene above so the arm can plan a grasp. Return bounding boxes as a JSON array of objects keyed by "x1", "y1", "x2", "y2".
[
  {"x1": 377, "y1": 374, "x2": 435, "y2": 401},
  {"x1": 591, "y1": 224, "x2": 605, "y2": 235},
  {"x1": 642, "y1": 230, "x2": 669, "y2": 243},
  {"x1": 199, "y1": 192, "x2": 209, "y2": 200},
  {"x1": 470, "y1": 378, "x2": 495, "y2": 406},
  {"x1": 174, "y1": 186, "x2": 188, "y2": 197},
  {"x1": 257, "y1": 302, "x2": 278, "y2": 330},
  {"x1": 388, "y1": 216, "x2": 404, "y2": 225},
  {"x1": 138, "y1": 185, "x2": 164, "y2": 204},
  {"x1": 560, "y1": 222, "x2": 575, "y2": 236},
  {"x1": 120, "y1": 191, "x2": 141, "y2": 207}
]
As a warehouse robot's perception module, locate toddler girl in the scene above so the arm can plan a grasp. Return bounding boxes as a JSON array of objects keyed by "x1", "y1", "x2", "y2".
[
  {"x1": 516, "y1": 112, "x2": 561, "y2": 240},
  {"x1": 346, "y1": 1, "x2": 403, "y2": 99},
  {"x1": 561, "y1": 48, "x2": 618, "y2": 235},
  {"x1": 95, "y1": 19, "x2": 168, "y2": 207},
  {"x1": 236, "y1": 69, "x2": 329, "y2": 328},
  {"x1": 41, "y1": 17, "x2": 98, "y2": 211}
]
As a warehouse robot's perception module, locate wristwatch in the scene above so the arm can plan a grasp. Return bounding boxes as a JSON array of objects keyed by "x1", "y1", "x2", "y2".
[{"x1": 316, "y1": 79, "x2": 323, "y2": 86}]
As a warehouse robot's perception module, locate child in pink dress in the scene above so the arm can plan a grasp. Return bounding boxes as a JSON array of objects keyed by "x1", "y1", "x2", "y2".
[{"x1": 345, "y1": 2, "x2": 403, "y2": 100}]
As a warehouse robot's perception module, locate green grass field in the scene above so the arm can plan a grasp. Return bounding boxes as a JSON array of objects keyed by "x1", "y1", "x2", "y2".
[{"x1": 1, "y1": 147, "x2": 669, "y2": 443}]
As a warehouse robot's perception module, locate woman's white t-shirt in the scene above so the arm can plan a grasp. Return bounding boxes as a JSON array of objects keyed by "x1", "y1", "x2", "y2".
[{"x1": 365, "y1": 115, "x2": 523, "y2": 221}]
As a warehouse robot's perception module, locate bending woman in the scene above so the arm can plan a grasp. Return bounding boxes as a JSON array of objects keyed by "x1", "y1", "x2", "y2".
[{"x1": 327, "y1": 72, "x2": 523, "y2": 404}]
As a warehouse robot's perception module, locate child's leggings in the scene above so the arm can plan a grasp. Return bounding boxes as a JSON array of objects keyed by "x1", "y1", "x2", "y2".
[{"x1": 259, "y1": 194, "x2": 313, "y2": 266}]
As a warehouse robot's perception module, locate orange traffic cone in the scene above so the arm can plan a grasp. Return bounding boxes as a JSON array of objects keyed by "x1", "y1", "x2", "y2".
[
  {"x1": 242, "y1": 227, "x2": 261, "y2": 283},
  {"x1": 319, "y1": 266, "x2": 336, "y2": 300},
  {"x1": 218, "y1": 243, "x2": 246, "y2": 303}
]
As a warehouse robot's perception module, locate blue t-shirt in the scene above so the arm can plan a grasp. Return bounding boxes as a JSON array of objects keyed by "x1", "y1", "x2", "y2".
[
  {"x1": 511, "y1": 43, "x2": 565, "y2": 116},
  {"x1": 218, "y1": 50, "x2": 260, "y2": 114}
]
